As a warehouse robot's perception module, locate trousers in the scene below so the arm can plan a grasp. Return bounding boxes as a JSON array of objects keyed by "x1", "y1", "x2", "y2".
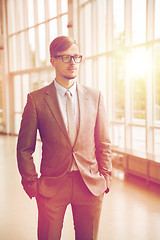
[{"x1": 36, "y1": 171, "x2": 104, "y2": 240}]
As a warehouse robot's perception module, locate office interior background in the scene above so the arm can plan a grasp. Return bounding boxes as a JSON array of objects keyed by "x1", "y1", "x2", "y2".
[
  {"x1": 0, "y1": 0, "x2": 160, "y2": 156},
  {"x1": 0, "y1": 0, "x2": 160, "y2": 240}
]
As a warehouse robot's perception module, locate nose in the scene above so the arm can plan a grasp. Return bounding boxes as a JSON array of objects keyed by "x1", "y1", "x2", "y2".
[{"x1": 70, "y1": 57, "x2": 76, "y2": 64}]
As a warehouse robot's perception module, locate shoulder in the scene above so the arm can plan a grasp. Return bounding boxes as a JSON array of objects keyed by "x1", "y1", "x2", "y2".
[
  {"x1": 77, "y1": 83, "x2": 103, "y2": 109},
  {"x1": 29, "y1": 81, "x2": 54, "y2": 98},
  {"x1": 77, "y1": 83, "x2": 100, "y2": 97}
]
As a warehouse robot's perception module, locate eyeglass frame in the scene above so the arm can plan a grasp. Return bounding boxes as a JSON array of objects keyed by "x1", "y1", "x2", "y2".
[{"x1": 52, "y1": 54, "x2": 83, "y2": 63}]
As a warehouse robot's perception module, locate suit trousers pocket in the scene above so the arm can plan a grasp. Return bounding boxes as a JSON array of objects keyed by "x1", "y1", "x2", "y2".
[{"x1": 37, "y1": 174, "x2": 72, "y2": 199}]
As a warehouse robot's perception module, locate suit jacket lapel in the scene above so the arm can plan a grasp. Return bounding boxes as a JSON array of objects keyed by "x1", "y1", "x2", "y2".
[
  {"x1": 43, "y1": 82, "x2": 89, "y2": 146},
  {"x1": 44, "y1": 82, "x2": 69, "y2": 142},
  {"x1": 76, "y1": 83, "x2": 89, "y2": 139}
]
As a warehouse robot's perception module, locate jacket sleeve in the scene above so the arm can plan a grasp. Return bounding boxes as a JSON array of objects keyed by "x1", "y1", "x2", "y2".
[
  {"x1": 95, "y1": 92, "x2": 112, "y2": 191},
  {"x1": 17, "y1": 93, "x2": 38, "y2": 198}
]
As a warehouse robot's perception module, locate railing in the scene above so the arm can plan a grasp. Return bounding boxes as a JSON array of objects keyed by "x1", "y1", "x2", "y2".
[{"x1": 112, "y1": 146, "x2": 160, "y2": 185}]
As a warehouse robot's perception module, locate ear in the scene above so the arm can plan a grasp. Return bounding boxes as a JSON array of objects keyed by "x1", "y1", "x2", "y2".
[{"x1": 50, "y1": 58, "x2": 56, "y2": 67}]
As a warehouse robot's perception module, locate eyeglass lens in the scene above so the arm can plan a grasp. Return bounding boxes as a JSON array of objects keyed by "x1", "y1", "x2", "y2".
[{"x1": 62, "y1": 55, "x2": 82, "y2": 63}]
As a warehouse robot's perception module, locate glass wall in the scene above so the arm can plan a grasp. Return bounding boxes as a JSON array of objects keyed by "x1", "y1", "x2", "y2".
[
  {"x1": 6, "y1": 0, "x2": 69, "y2": 134},
  {"x1": 2, "y1": 0, "x2": 160, "y2": 157},
  {"x1": 78, "y1": 0, "x2": 160, "y2": 157}
]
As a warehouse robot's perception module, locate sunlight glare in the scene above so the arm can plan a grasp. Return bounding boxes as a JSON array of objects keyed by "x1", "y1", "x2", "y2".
[{"x1": 126, "y1": 48, "x2": 147, "y2": 77}]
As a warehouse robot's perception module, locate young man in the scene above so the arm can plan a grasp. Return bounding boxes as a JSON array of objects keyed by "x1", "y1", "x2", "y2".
[{"x1": 17, "y1": 36, "x2": 112, "y2": 240}]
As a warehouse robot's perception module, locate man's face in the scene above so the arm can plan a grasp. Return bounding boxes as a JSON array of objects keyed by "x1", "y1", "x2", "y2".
[{"x1": 51, "y1": 44, "x2": 80, "y2": 81}]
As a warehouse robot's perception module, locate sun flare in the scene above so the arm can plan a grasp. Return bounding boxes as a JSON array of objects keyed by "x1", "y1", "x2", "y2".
[{"x1": 126, "y1": 49, "x2": 147, "y2": 77}]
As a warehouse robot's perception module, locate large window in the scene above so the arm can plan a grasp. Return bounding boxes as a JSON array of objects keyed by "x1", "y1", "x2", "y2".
[
  {"x1": 113, "y1": 0, "x2": 124, "y2": 49},
  {"x1": 132, "y1": 0, "x2": 146, "y2": 44},
  {"x1": 2, "y1": 0, "x2": 160, "y2": 157},
  {"x1": 6, "y1": 0, "x2": 68, "y2": 134},
  {"x1": 7, "y1": 0, "x2": 68, "y2": 71},
  {"x1": 78, "y1": 0, "x2": 160, "y2": 157}
]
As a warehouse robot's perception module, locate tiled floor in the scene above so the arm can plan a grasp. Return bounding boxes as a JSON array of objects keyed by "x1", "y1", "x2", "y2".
[{"x1": 0, "y1": 135, "x2": 160, "y2": 240}]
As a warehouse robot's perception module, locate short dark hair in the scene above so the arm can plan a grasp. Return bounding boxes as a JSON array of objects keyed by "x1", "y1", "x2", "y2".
[{"x1": 49, "y1": 36, "x2": 77, "y2": 58}]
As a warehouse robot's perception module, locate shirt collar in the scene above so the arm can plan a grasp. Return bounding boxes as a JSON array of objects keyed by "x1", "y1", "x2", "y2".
[
  {"x1": 54, "y1": 79, "x2": 77, "y2": 97},
  {"x1": 68, "y1": 82, "x2": 77, "y2": 97}
]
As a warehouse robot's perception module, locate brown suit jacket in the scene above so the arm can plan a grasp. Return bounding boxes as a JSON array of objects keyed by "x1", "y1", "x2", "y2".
[{"x1": 17, "y1": 81, "x2": 112, "y2": 198}]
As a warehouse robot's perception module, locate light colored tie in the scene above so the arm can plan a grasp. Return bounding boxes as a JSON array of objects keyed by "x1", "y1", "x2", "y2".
[{"x1": 66, "y1": 90, "x2": 77, "y2": 146}]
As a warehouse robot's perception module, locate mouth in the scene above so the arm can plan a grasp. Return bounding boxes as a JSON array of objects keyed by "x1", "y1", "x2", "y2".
[{"x1": 67, "y1": 68, "x2": 77, "y2": 71}]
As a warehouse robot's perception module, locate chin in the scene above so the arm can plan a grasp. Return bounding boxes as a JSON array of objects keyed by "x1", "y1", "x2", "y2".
[{"x1": 65, "y1": 74, "x2": 77, "y2": 80}]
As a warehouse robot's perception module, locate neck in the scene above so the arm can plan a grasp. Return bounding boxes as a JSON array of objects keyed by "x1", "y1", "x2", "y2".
[{"x1": 55, "y1": 77, "x2": 75, "y2": 89}]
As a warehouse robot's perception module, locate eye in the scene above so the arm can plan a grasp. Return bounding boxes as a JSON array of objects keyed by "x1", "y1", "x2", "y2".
[
  {"x1": 74, "y1": 55, "x2": 82, "y2": 63},
  {"x1": 74, "y1": 56, "x2": 80, "y2": 60},
  {"x1": 63, "y1": 55, "x2": 71, "y2": 62}
]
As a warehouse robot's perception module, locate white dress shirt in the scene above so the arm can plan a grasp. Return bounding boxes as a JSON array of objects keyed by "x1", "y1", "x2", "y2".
[
  {"x1": 54, "y1": 80, "x2": 79, "y2": 131},
  {"x1": 54, "y1": 79, "x2": 79, "y2": 171}
]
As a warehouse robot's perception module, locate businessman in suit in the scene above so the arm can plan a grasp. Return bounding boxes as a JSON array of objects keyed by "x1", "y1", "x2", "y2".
[{"x1": 17, "y1": 36, "x2": 112, "y2": 240}]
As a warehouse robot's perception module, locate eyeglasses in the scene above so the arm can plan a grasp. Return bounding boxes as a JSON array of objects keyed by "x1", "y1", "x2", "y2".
[{"x1": 53, "y1": 55, "x2": 83, "y2": 63}]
